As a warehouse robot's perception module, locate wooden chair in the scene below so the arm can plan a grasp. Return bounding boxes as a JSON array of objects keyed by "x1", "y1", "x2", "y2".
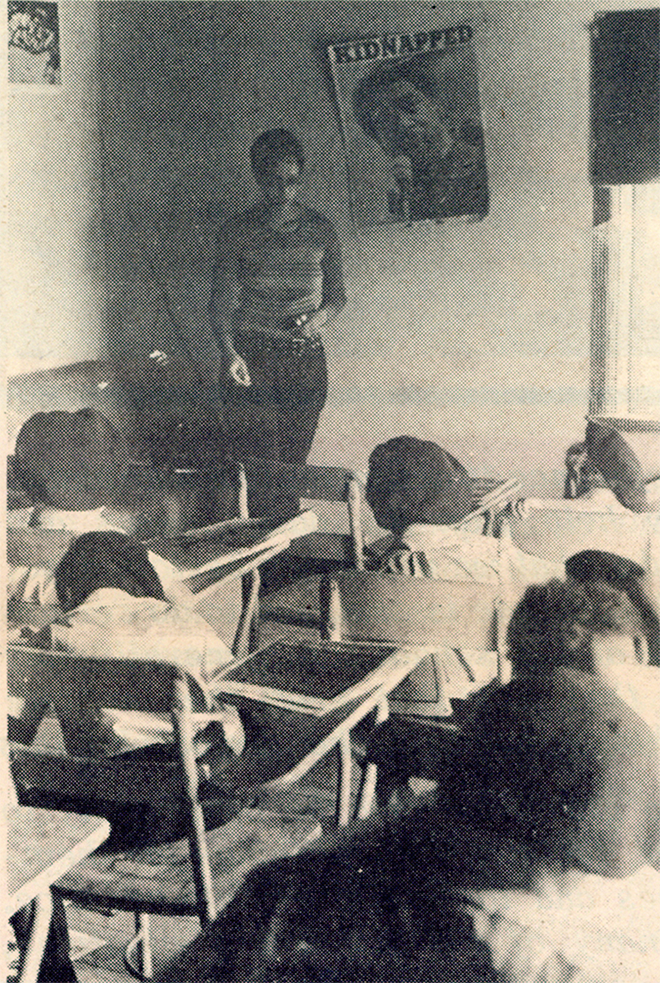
[
  {"x1": 8, "y1": 644, "x2": 321, "y2": 980},
  {"x1": 6, "y1": 510, "x2": 317, "y2": 659},
  {"x1": 455, "y1": 476, "x2": 522, "y2": 534},
  {"x1": 236, "y1": 457, "x2": 365, "y2": 632},
  {"x1": 318, "y1": 570, "x2": 507, "y2": 818}
]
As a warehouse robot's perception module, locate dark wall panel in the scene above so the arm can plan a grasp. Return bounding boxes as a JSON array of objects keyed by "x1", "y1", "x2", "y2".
[{"x1": 591, "y1": 8, "x2": 660, "y2": 185}]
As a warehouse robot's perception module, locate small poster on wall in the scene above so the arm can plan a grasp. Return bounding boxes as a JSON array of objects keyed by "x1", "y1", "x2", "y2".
[
  {"x1": 328, "y1": 25, "x2": 489, "y2": 227},
  {"x1": 8, "y1": 1, "x2": 61, "y2": 84}
]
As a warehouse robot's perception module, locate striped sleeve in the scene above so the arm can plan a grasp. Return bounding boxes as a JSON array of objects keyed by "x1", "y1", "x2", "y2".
[{"x1": 384, "y1": 548, "x2": 437, "y2": 579}]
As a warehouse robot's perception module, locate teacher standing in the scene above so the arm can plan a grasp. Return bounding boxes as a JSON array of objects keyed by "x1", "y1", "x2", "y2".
[{"x1": 210, "y1": 129, "x2": 346, "y2": 470}]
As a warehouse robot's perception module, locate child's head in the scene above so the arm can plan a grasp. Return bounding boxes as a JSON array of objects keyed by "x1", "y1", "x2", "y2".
[
  {"x1": 565, "y1": 549, "x2": 645, "y2": 590},
  {"x1": 460, "y1": 667, "x2": 660, "y2": 877},
  {"x1": 507, "y1": 577, "x2": 648, "y2": 678},
  {"x1": 14, "y1": 408, "x2": 129, "y2": 511},
  {"x1": 566, "y1": 550, "x2": 659, "y2": 664},
  {"x1": 55, "y1": 531, "x2": 166, "y2": 612},
  {"x1": 366, "y1": 436, "x2": 474, "y2": 535}
]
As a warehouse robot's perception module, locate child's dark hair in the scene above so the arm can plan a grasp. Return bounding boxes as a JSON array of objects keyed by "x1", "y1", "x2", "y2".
[
  {"x1": 366, "y1": 436, "x2": 472, "y2": 533},
  {"x1": 507, "y1": 578, "x2": 647, "y2": 676},
  {"x1": 13, "y1": 408, "x2": 129, "y2": 510},
  {"x1": 250, "y1": 129, "x2": 305, "y2": 180},
  {"x1": 565, "y1": 550, "x2": 645, "y2": 588},
  {"x1": 55, "y1": 531, "x2": 166, "y2": 612}
]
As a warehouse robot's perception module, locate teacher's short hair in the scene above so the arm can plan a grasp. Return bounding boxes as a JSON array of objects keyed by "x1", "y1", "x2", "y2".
[{"x1": 250, "y1": 129, "x2": 305, "y2": 180}]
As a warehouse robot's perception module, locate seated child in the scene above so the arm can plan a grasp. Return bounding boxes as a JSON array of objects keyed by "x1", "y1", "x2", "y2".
[
  {"x1": 12, "y1": 531, "x2": 243, "y2": 763},
  {"x1": 369, "y1": 573, "x2": 654, "y2": 798},
  {"x1": 562, "y1": 439, "x2": 630, "y2": 510},
  {"x1": 8, "y1": 408, "x2": 191, "y2": 615},
  {"x1": 488, "y1": 574, "x2": 660, "y2": 756},
  {"x1": 365, "y1": 435, "x2": 563, "y2": 603},
  {"x1": 364, "y1": 436, "x2": 564, "y2": 709},
  {"x1": 528, "y1": 423, "x2": 660, "y2": 513},
  {"x1": 168, "y1": 666, "x2": 660, "y2": 983}
]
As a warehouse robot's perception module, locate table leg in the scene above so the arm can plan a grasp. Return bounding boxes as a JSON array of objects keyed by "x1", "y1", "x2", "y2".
[
  {"x1": 18, "y1": 890, "x2": 53, "y2": 983},
  {"x1": 354, "y1": 698, "x2": 390, "y2": 820},
  {"x1": 335, "y1": 732, "x2": 353, "y2": 827}
]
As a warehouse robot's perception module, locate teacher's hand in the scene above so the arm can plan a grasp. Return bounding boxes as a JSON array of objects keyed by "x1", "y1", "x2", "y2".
[
  {"x1": 294, "y1": 309, "x2": 327, "y2": 340},
  {"x1": 227, "y1": 353, "x2": 251, "y2": 387}
]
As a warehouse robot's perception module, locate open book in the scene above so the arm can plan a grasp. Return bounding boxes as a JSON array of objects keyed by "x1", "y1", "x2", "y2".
[{"x1": 213, "y1": 639, "x2": 433, "y2": 716}]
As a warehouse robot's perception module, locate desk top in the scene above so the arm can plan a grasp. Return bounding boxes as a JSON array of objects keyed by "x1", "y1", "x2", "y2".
[
  {"x1": 202, "y1": 643, "x2": 433, "y2": 793},
  {"x1": 8, "y1": 807, "x2": 110, "y2": 915},
  {"x1": 148, "y1": 511, "x2": 318, "y2": 580}
]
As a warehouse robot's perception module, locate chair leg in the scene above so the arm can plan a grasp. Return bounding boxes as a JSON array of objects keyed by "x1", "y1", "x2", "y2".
[
  {"x1": 354, "y1": 699, "x2": 389, "y2": 821},
  {"x1": 335, "y1": 732, "x2": 353, "y2": 827},
  {"x1": 17, "y1": 890, "x2": 53, "y2": 983},
  {"x1": 124, "y1": 912, "x2": 153, "y2": 980},
  {"x1": 234, "y1": 569, "x2": 261, "y2": 659}
]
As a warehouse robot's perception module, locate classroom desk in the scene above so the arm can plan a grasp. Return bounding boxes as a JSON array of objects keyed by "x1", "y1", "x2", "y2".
[
  {"x1": 202, "y1": 642, "x2": 435, "y2": 825},
  {"x1": 8, "y1": 807, "x2": 110, "y2": 983},
  {"x1": 148, "y1": 510, "x2": 319, "y2": 654}
]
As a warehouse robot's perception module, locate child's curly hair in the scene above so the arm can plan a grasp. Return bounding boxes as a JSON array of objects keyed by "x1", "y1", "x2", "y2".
[{"x1": 507, "y1": 578, "x2": 647, "y2": 675}]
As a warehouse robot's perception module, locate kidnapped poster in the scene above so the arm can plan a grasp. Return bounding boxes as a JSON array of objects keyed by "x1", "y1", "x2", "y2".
[{"x1": 328, "y1": 25, "x2": 489, "y2": 226}]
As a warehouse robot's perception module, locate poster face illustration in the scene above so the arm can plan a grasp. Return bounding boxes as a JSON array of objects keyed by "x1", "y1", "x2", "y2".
[
  {"x1": 328, "y1": 25, "x2": 489, "y2": 226},
  {"x1": 8, "y1": 1, "x2": 61, "y2": 85}
]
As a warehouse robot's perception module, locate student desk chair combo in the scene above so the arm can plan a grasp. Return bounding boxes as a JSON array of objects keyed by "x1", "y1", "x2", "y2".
[{"x1": 8, "y1": 630, "x2": 433, "y2": 979}]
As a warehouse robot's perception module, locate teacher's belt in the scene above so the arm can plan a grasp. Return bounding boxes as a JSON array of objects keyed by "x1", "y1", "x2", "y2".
[{"x1": 234, "y1": 327, "x2": 323, "y2": 355}]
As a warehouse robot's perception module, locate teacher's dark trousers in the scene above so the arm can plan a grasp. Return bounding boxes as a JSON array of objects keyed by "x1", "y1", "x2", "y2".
[{"x1": 224, "y1": 330, "x2": 327, "y2": 465}]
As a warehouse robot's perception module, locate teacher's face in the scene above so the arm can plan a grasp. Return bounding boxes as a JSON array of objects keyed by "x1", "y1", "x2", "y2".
[{"x1": 256, "y1": 156, "x2": 302, "y2": 206}]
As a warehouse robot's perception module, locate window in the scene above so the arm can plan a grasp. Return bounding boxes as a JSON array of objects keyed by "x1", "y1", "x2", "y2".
[{"x1": 590, "y1": 184, "x2": 660, "y2": 421}]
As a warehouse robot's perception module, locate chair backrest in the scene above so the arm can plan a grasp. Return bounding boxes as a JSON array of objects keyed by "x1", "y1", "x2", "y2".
[
  {"x1": 501, "y1": 507, "x2": 660, "y2": 566},
  {"x1": 8, "y1": 644, "x2": 209, "y2": 717},
  {"x1": 8, "y1": 643, "x2": 219, "y2": 923},
  {"x1": 239, "y1": 457, "x2": 365, "y2": 570},
  {"x1": 319, "y1": 570, "x2": 504, "y2": 716},
  {"x1": 320, "y1": 571, "x2": 499, "y2": 648},
  {"x1": 454, "y1": 477, "x2": 522, "y2": 534}
]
